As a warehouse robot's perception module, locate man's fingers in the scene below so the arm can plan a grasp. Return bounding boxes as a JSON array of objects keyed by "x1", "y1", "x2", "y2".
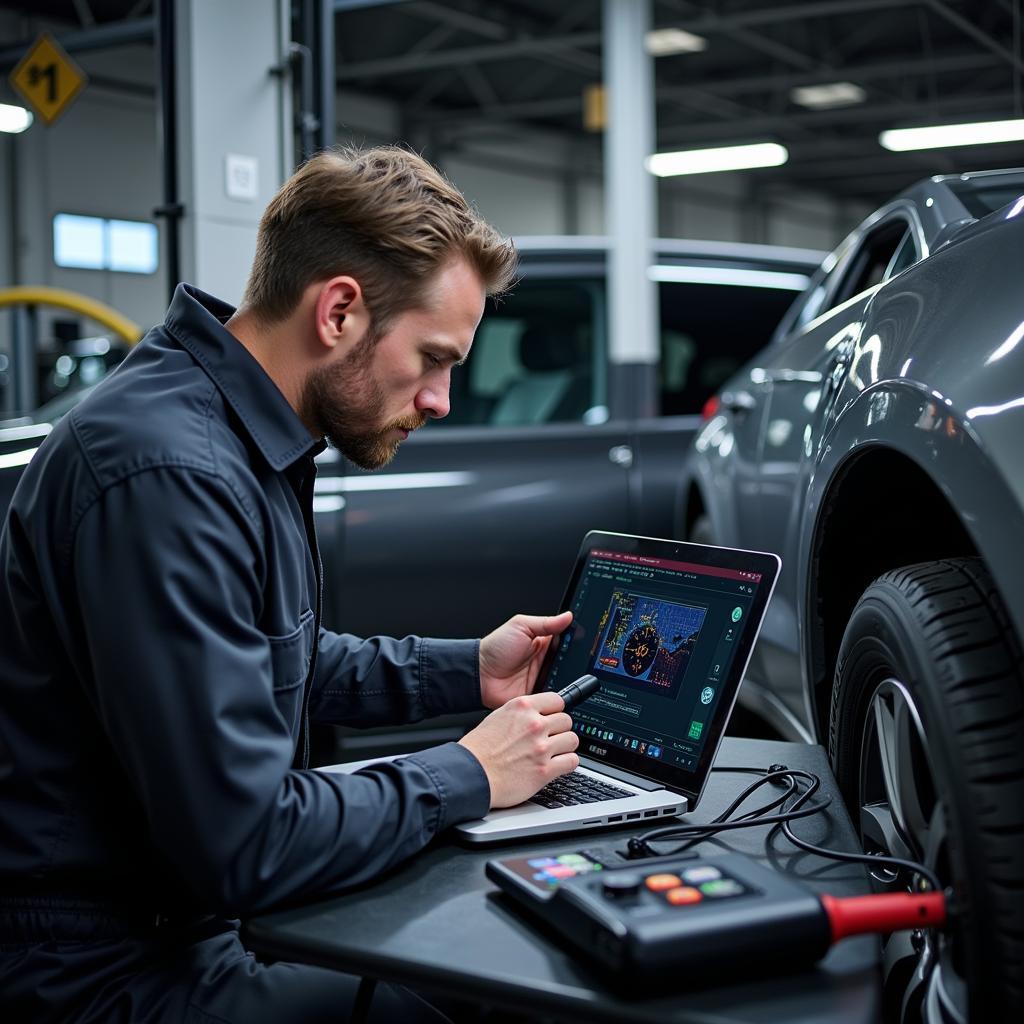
[
  {"x1": 515, "y1": 610, "x2": 572, "y2": 637},
  {"x1": 548, "y1": 730, "x2": 580, "y2": 756},
  {"x1": 547, "y1": 752, "x2": 580, "y2": 779},
  {"x1": 520, "y1": 690, "x2": 565, "y2": 714},
  {"x1": 544, "y1": 711, "x2": 574, "y2": 736}
]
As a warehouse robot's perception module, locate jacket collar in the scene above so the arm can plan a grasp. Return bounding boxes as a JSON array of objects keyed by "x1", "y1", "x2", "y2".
[{"x1": 164, "y1": 283, "x2": 324, "y2": 471}]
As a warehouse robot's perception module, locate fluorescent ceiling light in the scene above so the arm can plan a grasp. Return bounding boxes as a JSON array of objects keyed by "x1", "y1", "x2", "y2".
[
  {"x1": 649, "y1": 265, "x2": 810, "y2": 291},
  {"x1": 0, "y1": 102, "x2": 32, "y2": 134},
  {"x1": 645, "y1": 28, "x2": 707, "y2": 56},
  {"x1": 880, "y1": 118, "x2": 1024, "y2": 152},
  {"x1": 791, "y1": 82, "x2": 865, "y2": 109},
  {"x1": 646, "y1": 142, "x2": 788, "y2": 177}
]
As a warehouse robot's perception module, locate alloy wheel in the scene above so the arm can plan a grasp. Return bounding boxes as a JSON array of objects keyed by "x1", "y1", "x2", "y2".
[{"x1": 858, "y1": 678, "x2": 967, "y2": 1024}]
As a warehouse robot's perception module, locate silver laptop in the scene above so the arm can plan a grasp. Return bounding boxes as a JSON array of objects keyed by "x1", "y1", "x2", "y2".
[{"x1": 328, "y1": 531, "x2": 781, "y2": 845}]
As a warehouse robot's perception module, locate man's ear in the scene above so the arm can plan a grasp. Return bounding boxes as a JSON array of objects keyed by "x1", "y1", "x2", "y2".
[{"x1": 314, "y1": 276, "x2": 366, "y2": 352}]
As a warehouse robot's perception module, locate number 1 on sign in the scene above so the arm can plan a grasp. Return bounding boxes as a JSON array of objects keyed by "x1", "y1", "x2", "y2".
[{"x1": 28, "y1": 63, "x2": 57, "y2": 103}]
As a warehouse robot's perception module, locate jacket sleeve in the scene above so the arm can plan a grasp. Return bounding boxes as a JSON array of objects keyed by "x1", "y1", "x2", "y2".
[
  {"x1": 71, "y1": 466, "x2": 490, "y2": 916},
  {"x1": 308, "y1": 629, "x2": 485, "y2": 727}
]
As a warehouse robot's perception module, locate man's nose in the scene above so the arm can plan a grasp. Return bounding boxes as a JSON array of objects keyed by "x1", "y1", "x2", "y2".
[{"x1": 415, "y1": 380, "x2": 450, "y2": 420}]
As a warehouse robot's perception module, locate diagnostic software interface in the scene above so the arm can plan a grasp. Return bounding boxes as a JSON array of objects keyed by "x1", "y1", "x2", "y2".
[{"x1": 546, "y1": 549, "x2": 762, "y2": 772}]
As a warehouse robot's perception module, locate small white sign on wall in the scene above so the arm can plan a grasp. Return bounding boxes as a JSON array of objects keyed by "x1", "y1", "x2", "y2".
[{"x1": 225, "y1": 153, "x2": 259, "y2": 201}]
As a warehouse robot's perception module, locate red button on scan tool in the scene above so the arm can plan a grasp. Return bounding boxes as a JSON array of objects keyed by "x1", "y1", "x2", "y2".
[
  {"x1": 665, "y1": 886, "x2": 703, "y2": 905},
  {"x1": 645, "y1": 874, "x2": 682, "y2": 892}
]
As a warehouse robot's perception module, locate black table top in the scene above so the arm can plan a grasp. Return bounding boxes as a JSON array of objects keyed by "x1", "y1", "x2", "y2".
[{"x1": 244, "y1": 737, "x2": 882, "y2": 1023}]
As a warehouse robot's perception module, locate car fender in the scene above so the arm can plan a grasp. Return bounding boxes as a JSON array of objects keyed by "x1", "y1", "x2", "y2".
[
  {"x1": 683, "y1": 414, "x2": 742, "y2": 546},
  {"x1": 796, "y1": 377, "x2": 1024, "y2": 737}
]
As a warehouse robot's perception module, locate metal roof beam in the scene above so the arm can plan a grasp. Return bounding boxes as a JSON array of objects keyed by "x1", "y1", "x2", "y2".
[
  {"x1": 458, "y1": 63, "x2": 500, "y2": 109},
  {"x1": 663, "y1": 51, "x2": 1001, "y2": 101},
  {"x1": 658, "y1": 91, "x2": 1022, "y2": 145},
  {"x1": 660, "y1": 0, "x2": 923, "y2": 34},
  {"x1": 334, "y1": 30, "x2": 601, "y2": 81},
  {"x1": 418, "y1": 50, "x2": 1002, "y2": 127},
  {"x1": 405, "y1": 1, "x2": 508, "y2": 41},
  {"x1": 658, "y1": 0, "x2": 902, "y2": 116},
  {"x1": 0, "y1": 16, "x2": 155, "y2": 72},
  {"x1": 925, "y1": 0, "x2": 1024, "y2": 76}
]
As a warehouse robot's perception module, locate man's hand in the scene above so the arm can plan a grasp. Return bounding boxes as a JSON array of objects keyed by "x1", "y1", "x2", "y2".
[
  {"x1": 459, "y1": 691, "x2": 579, "y2": 808},
  {"x1": 479, "y1": 611, "x2": 573, "y2": 710}
]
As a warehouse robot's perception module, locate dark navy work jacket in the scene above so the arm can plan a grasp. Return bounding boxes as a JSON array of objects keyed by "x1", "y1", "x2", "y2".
[{"x1": 0, "y1": 284, "x2": 490, "y2": 919}]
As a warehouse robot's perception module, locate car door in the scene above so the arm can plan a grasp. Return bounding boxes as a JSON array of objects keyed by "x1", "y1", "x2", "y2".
[
  {"x1": 321, "y1": 269, "x2": 633, "y2": 641},
  {"x1": 749, "y1": 210, "x2": 925, "y2": 716}
]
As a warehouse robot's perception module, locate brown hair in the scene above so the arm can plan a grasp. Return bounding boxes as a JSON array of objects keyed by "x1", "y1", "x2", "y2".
[{"x1": 242, "y1": 145, "x2": 517, "y2": 331}]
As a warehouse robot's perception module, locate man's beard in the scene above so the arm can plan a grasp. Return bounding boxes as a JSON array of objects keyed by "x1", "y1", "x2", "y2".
[{"x1": 301, "y1": 338, "x2": 425, "y2": 470}]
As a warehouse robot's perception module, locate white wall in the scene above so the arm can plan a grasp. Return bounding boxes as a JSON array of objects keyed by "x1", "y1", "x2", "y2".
[
  {"x1": 766, "y1": 193, "x2": 871, "y2": 250},
  {"x1": 15, "y1": 77, "x2": 164, "y2": 329},
  {"x1": 444, "y1": 157, "x2": 567, "y2": 236},
  {"x1": 2, "y1": 36, "x2": 165, "y2": 333}
]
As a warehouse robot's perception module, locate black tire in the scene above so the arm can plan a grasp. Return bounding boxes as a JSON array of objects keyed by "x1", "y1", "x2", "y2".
[
  {"x1": 829, "y1": 558, "x2": 1024, "y2": 1024},
  {"x1": 688, "y1": 513, "x2": 715, "y2": 547}
]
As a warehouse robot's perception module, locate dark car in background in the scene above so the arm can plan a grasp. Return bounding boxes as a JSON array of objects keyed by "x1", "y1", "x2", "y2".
[
  {"x1": 313, "y1": 236, "x2": 821, "y2": 643},
  {"x1": 681, "y1": 169, "x2": 1024, "y2": 1021}
]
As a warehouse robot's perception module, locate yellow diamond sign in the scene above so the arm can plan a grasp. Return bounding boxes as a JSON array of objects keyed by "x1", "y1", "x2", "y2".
[{"x1": 9, "y1": 32, "x2": 87, "y2": 126}]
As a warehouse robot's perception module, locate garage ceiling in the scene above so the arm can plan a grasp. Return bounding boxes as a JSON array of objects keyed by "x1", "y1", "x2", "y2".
[{"x1": 1, "y1": 0, "x2": 1021, "y2": 205}]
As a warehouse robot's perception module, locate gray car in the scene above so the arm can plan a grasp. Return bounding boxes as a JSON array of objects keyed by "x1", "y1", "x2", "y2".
[{"x1": 681, "y1": 169, "x2": 1024, "y2": 1023}]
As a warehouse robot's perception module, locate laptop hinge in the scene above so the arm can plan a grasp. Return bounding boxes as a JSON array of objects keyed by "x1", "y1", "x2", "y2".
[{"x1": 579, "y1": 757, "x2": 663, "y2": 791}]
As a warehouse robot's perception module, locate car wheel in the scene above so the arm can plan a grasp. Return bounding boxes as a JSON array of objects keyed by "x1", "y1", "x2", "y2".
[
  {"x1": 688, "y1": 513, "x2": 715, "y2": 546},
  {"x1": 829, "y1": 558, "x2": 1024, "y2": 1024}
]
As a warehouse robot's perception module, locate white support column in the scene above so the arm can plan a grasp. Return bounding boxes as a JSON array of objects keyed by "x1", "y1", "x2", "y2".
[
  {"x1": 603, "y1": 0, "x2": 659, "y2": 418},
  {"x1": 175, "y1": 0, "x2": 292, "y2": 304},
  {"x1": 0, "y1": 136, "x2": 11, "y2": 288}
]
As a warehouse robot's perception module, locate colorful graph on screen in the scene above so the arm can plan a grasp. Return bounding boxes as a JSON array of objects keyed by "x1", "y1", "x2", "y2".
[{"x1": 592, "y1": 591, "x2": 706, "y2": 698}]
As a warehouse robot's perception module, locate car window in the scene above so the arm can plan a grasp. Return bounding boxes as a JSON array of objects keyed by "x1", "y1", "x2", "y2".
[
  {"x1": 438, "y1": 277, "x2": 605, "y2": 427},
  {"x1": 658, "y1": 280, "x2": 798, "y2": 415},
  {"x1": 882, "y1": 230, "x2": 916, "y2": 280},
  {"x1": 830, "y1": 219, "x2": 913, "y2": 307},
  {"x1": 789, "y1": 280, "x2": 829, "y2": 333}
]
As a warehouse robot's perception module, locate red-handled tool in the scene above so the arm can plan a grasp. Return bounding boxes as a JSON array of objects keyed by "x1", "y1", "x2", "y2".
[{"x1": 820, "y1": 891, "x2": 946, "y2": 941}]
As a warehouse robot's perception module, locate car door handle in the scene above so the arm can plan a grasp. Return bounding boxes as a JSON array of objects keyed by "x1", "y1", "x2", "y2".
[{"x1": 608, "y1": 445, "x2": 633, "y2": 468}]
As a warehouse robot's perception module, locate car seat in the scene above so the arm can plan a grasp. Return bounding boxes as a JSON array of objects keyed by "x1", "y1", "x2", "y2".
[{"x1": 489, "y1": 322, "x2": 590, "y2": 425}]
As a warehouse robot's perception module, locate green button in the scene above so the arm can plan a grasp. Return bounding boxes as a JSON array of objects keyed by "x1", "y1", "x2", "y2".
[
  {"x1": 731, "y1": 607, "x2": 743, "y2": 622},
  {"x1": 700, "y1": 878, "x2": 744, "y2": 898}
]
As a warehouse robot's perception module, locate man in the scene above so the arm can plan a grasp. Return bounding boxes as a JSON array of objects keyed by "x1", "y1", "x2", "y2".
[{"x1": 0, "y1": 146, "x2": 579, "y2": 1022}]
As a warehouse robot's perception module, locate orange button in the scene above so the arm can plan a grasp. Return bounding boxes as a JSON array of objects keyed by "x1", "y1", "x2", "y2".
[
  {"x1": 644, "y1": 873, "x2": 682, "y2": 892},
  {"x1": 665, "y1": 886, "x2": 703, "y2": 905}
]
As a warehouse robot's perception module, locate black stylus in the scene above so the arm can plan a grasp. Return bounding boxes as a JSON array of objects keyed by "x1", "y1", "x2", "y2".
[{"x1": 556, "y1": 674, "x2": 600, "y2": 710}]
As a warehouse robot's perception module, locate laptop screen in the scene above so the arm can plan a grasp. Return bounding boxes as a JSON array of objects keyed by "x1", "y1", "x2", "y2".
[{"x1": 540, "y1": 532, "x2": 780, "y2": 803}]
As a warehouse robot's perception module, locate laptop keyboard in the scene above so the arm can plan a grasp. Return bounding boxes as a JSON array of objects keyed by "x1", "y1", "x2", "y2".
[{"x1": 529, "y1": 771, "x2": 635, "y2": 808}]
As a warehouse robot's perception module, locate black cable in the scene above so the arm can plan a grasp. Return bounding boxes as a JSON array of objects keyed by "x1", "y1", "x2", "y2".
[
  {"x1": 626, "y1": 764, "x2": 943, "y2": 894},
  {"x1": 780, "y1": 818, "x2": 942, "y2": 894},
  {"x1": 625, "y1": 767, "x2": 830, "y2": 858}
]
